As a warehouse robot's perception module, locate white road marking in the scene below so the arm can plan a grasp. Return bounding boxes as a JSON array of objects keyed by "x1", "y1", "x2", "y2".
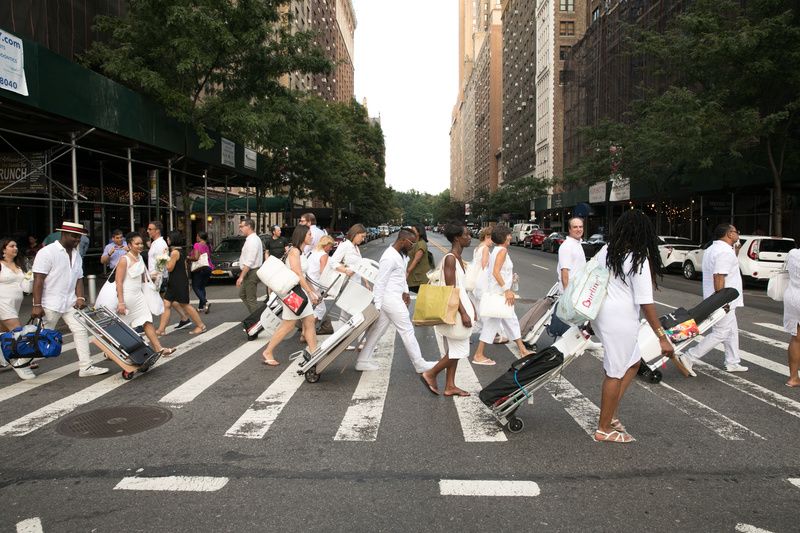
[
  {"x1": 543, "y1": 377, "x2": 600, "y2": 438},
  {"x1": 735, "y1": 524, "x2": 776, "y2": 533},
  {"x1": 114, "y1": 476, "x2": 228, "y2": 492},
  {"x1": 788, "y1": 478, "x2": 800, "y2": 489},
  {"x1": 0, "y1": 352, "x2": 105, "y2": 404},
  {"x1": 530, "y1": 263, "x2": 549, "y2": 271},
  {"x1": 693, "y1": 360, "x2": 800, "y2": 420},
  {"x1": 439, "y1": 479, "x2": 540, "y2": 497},
  {"x1": 754, "y1": 322, "x2": 785, "y2": 333},
  {"x1": 16, "y1": 518, "x2": 43, "y2": 533},
  {"x1": 225, "y1": 359, "x2": 305, "y2": 439},
  {"x1": 654, "y1": 300, "x2": 678, "y2": 310},
  {"x1": 0, "y1": 323, "x2": 237, "y2": 437},
  {"x1": 334, "y1": 326, "x2": 395, "y2": 441},
  {"x1": 587, "y1": 350, "x2": 762, "y2": 440},
  {"x1": 452, "y1": 359, "x2": 508, "y2": 442},
  {"x1": 739, "y1": 329, "x2": 788, "y2": 350},
  {"x1": 717, "y1": 346, "x2": 789, "y2": 376},
  {"x1": 159, "y1": 339, "x2": 262, "y2": 407}
]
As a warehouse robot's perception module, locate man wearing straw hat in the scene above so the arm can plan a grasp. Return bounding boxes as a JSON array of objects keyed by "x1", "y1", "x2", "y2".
[{"x1": 30, "y1": 222, "x2": 109, "y2": 377}]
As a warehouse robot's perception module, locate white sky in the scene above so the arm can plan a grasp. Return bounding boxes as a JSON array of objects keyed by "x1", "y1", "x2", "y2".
[{"x1": 351, "y1": 0, "x2": 457, "y2": 195}]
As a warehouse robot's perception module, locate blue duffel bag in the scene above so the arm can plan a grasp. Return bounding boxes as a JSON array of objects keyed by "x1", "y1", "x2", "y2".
[{"x1": 0, "y1": 319, "x2": 63, "y2": 365}]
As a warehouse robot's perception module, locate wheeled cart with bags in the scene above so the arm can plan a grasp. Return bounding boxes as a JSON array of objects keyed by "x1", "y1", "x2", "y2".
[
  {"x1": 242, "y1": 292, "x2": 283, "y2": 340},
  {"x1": 296, "y1": 275, "x2": 380, "y2": 383},
  {"x1": 520, "y1": 283, "x2": 560, "y2": 350},
  {"x1": 74, "y1": 307, "x2": 162, "y2": 380}
]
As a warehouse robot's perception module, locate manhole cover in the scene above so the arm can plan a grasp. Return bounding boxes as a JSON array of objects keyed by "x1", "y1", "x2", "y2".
[{"x1": 56, "y1": 406, "x2": 172, "y2": 438}]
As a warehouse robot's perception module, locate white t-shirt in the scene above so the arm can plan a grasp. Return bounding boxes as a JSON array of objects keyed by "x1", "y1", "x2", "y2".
[
  {"x1": 557, "y1": 236, "x2": 586, "y2": 291},
  {"x1": 32, "y1": 241, "x2": 84, "y2": 313},
  {"x1": 239, "y1": 233, "x2": 264, "y2": 270},
  {"x1": 148, "y1": 236, "x2": 168, "y2": 276},
  {"x1": 702, "y1": 240, "x2": 744, "y2": 308}
]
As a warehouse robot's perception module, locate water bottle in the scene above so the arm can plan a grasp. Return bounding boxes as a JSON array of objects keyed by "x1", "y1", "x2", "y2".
[{"x1": 511, "y1": 273, "x2": 519, "y2": 293}]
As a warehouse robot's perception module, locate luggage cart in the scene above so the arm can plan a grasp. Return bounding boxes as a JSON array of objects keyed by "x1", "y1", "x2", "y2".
[
  {"x1": 520, "y1": 283, "x2": 560, "y2": 350},
  {"x1": 296, "y1": 275, "x2": 380, "y2": 383},
  {"x1": 74, "y1": 307, "x2": 162, "y2": 380}
]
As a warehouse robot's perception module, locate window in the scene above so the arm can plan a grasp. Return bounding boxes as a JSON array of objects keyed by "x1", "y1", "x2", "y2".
[
  {"x1": 560, "y1": 0, "x2": 574, "y2": 11},
  {"x1": 559, "y1": 46, "x2": 571, "y2": 60},
  {"x1": 559, "y1": 21, "x2": 575, "y2": 36}
]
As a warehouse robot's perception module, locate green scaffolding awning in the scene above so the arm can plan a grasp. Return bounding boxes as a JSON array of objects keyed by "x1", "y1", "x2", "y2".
[{"x1": 190, "y1": 196, "x2": 289, "y2": 214}]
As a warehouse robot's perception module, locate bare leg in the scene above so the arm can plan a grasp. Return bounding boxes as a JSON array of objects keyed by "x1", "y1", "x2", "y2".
[
  {"x1": 514, "y1": 337, "x2": 533, "y2": 357},
  {"x1": 597, "y1": 363, "x2": 640, "y2": 441},
  {"x1": 156, "y1": 301, "x2": 172, "y2": 335},
  {"x1": 612, "y1": 360, "x2": 641, "y2": 422},
  {"x1": 262, "y1": 319, "x2": 297, "y2": 363},
  {"x1": 1, "y1": 318, "x2": 21, "y2": 332},
  {"x1": 788, "y1": 326, "x2": 800, "y2": 387},
  {"x1": 142, "y1": 322, "x2": 165, "y2": 351},
  {"x1": 179, "y1": 303, "x2": 205, "y2": 333},
  {"x1": 301, "y1": 315, "x2": 317, "y2": 352},
  {"x1": 443, "y1": 359, "x2": 469, "y2": 396},
  {"x1": 472, "y1": 341, "x2": 494, "y2": 363}
]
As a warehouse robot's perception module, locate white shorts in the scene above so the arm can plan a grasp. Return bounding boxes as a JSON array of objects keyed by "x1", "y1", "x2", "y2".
[{"x1": 435, "y1": 332, "x2": 470, "y2": 359}]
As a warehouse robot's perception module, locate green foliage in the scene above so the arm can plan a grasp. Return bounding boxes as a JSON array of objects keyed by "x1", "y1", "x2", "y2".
[{"x1": 469, "y1": 177, "x2": 548, "y2": 222}]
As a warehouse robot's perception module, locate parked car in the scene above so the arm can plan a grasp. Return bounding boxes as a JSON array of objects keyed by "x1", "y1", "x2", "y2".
[
  {"x1": 523, "y1": 229, "x2": 547, "y2": 249},
  {"x1": 210, "y1": 234, "x2": 270, "y2": 281},
  {"x1": 582, "y1": 233, "x2": 606, "y2": 259},
  {"x1": 658, "y1": 236, "x2": 700, "y2": 272},
  {"x1": 541, "y1": 231, "x2": 567, "y2": 253},
  {"x1": 682, "y1": 235, "x2": 795, "y2": 282},
  {"x1": 511, "y1": 223, "x2": 539, "y2": 246}
]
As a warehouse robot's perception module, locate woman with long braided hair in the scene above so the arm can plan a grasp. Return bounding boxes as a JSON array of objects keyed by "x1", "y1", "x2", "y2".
[{"x1": 591, "y1": 209, "x2": 673, "y2": 443}]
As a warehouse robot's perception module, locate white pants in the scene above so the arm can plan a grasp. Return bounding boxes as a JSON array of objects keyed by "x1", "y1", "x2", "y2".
[
  {"x1": 358, "y1": 296, "x2": 427, "y2": 371},
  {"x1": 685, "y1": 308, "x2": 740, "y2": 367},
  {"x1": 479, "y1": 315, "x2": 522, "y2": 345},
  {"x1": 43, "y1": 307, "x2": 94, "y2": 371}
]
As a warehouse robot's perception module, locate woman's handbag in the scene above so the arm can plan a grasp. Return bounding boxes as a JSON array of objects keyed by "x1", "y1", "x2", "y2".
[
  {"x1": 19, "y1": 272, "x2": 33, "y2": 294},
  {"x1": 190, "y1": 252, "x2": 210, "y2": 272},
  {"x1": 463, "y1": 259, "x2": 482, "y2": 292},
  {"x1": 143, "y1": 270, "x2": 165, "y2": 315},
  {"x1": 479, "y1": 292, "x2": 515, "y2": 319},
  {"x1": 1, "y1": 318, "x2": 63, "y2": 365},
  {"x1": 257, "y1": 255, "x2": 300, "y2": 295},
  {"x1": 281, "y1": 284, "x2": 309, "y2": 315},
  {"x1": 412, "y1": 284, "x2": 460, "y2": 326},
  {"x1": 556, "y1": 257, "x2": 609, "y2": 324},
  {"x1": 95, "y1": 267, "x2": 119, "y2": 310},
  {"x1": 767, "y1": 270, "x2": 789, "y2": 302},
  {"x1": 435, "y1": 287, "x2": 474, "y2": 340}
]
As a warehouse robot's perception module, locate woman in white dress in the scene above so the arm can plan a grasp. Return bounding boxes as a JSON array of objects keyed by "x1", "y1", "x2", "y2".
[
  {"x1": 591, "y1": 209, "x2": 673, "y2": 443},
  {"x1": 0, "y1": 238, "x2": 26, "y2": 333},
  {"x1": 471, "y1": 225, "x2": 533, "y2": 365},
  {"x1": 469, "y1": 228, "x2": 493, "y2": 335},
  {"x1": 421, "y1": 223, "x2": 475, "y2": 397},
  {"x1": 328, "y1": 223, "x2": 366, "y2": 282},
  {"x1": 307, "y1": 235, "x2": 335, "y2": 323},
  {"x1": 261, "y1": 226, "x2": 320, "y2": 366},
  {"x1": 783, "y1": 247, "x2": 800, "y2": 387},
  {"x1": 115, "y1": 233, "x2": 175, "y2": 356}
]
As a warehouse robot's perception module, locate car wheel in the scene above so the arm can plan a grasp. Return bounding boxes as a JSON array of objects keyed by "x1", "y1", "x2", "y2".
[{"x1": 683, "y1": 261, "x2": 696, "y2": 280}]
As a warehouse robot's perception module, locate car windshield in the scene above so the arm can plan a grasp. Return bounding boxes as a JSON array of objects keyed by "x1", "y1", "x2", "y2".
[
  {"x1": 759, "y1": 239, "x2": 796, "y2": 253},
  {"x1": 660, "y1": 237, "x2": 693, "y2": 245},
  {"x1": 214, "y1": 239, "x2": 244, "y2": 253}
]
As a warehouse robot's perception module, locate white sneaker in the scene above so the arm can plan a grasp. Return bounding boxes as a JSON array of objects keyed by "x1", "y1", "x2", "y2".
[
  {"x1": 78, "y1": 365, "x2": 110, "y2": 377},
  {"x1": 415, "y1": 360, "x2": 437, "y2": 373},
  {"x1": 355, "y1": 361, "x2": 381, "y2": 372},
  {"x1": 13, "y1": 366, "x2": 36, "y2": 380},
  {"x1": 725, "y1": 363, "x2": 749, "y2": 373},
  {"x1": 586, "y1": 340, "x2": 604, "y2": 353},
  {"x1": 679, "y1": 354, "x2": 697, "y2": 377}
]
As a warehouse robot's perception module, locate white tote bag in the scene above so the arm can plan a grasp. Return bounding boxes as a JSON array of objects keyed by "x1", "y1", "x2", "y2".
[
  {"x1": 143, "y1": 269, "x2": 165, "y2": 315},
  {"x1": 190, "y1": 252, "x2": 210, "y2": 272},
  {"x1": 479, "y1": 292, "x2": 515, "y2": 319},
  {"x1": 767, "y1": 271, "x2": 789, "y2": 302},
  {"x1": 95, "y1": 267, "x2": 119, "y2": 310},
  {"x1": 463, "y1": 260, "x2": 482, "y2": 292},
  {"x1": 257, "y1": 255, "x2": 300, "y2": 295}
]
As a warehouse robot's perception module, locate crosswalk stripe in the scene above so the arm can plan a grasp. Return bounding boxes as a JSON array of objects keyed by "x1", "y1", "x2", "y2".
[
  {"x1": 639, "y1": 380, "x2": 763, "y2": 440},
  {"x1": 543, "y1": 377, "x2": 599, "y2": 438},
  {"x1": 159, "y1": 339, "x2": 263, "y2": 408},
  {"x1": 114, "y1": 476, "x2": 229, "y2": 492},
  {"x1": 740, "y1": 329, "x2": 788, "y2": 350},
  {"x1": 0, "y1": 323, "x2": 237, "y2": 437},
  {"x1": 693, "y1": 360, "x2": 800, "y2": 420},
  {"x1": 715, "y1": 345, "x2": 789, "y2": 376},
  {"x1": 439, "y1": 479, "x2": 540, "y2": 497},
  {"x1": 587, "y1": 350, "x2": 763, "y2": 440},
  {"x1": 224, "y1": 359, "x2": 305, "y2": 439},
  {"x1": 735, "y1": 524, "x2": 775, "y2": 533},
  {"x1": 754, "y1": 322, "x2": 784, "y2": 333},
  {"x1": 788, "y1": 478, "x2": 800, "y2": 489},
  {"x1": 0, "y1": 353, "x2": 105, "y2": 405},
  {"x1": 15, "y1": 518, "x2": 43, "y2": 533},
  {"x1": 453, "y1": 360, "x2": 508, "y2": 442},
  {"x1": 334, "y1": 326, "x2": 395, "y2": 441}
]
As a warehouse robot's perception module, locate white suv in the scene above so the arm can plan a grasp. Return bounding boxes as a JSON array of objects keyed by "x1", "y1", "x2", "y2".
[
  {"x1": 658, "y1": 236, "x2": 699, "y2": 271},
  {"x1": 682, "y1": 235, "x2": 795, "y2": 282}
]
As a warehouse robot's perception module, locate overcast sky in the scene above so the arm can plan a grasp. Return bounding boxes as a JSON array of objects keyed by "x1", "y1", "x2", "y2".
[{"x1": 351, "y1": 1, "x2": 457, "y2": 195}]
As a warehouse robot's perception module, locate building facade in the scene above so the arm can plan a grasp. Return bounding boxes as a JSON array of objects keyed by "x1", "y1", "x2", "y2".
[{"x1": 501, "y1": 0, "x2": 537, "y2": 184}]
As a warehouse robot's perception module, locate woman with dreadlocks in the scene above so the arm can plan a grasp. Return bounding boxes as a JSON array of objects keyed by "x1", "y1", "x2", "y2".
[{"x1": 591, "y1": 209, "x2": 674, "y2": 443}]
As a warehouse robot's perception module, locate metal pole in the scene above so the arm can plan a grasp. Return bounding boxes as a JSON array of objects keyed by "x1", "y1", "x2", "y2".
[
  {"x1": 71, "y1": 132, "x2": 79, "y2": 222},
  {"x1": 224, "y1": 175, "x2": 228, "y2": 238},
  {"x1": 168, "y1": 160, "x2": 174, "y2": 231},
  {"x1": 689, "y1": 197, "x2": 693, "y2": 241},
  {"x1": 245, "y1": 182, "x2": 249, "y2": 220},
  {"x1": 730, "y1": 192, "x2": 735, "y2": 225},
  {"x1": 127, "y1": 148, "x2": 134, "y2": 231},
  {"x1": 768, "y1": 188, "x2": 774, "y2": 235},
  {"x1": 100, "y1": 161, "x2": 106, "y2": 244},
  {"x1": 47, "y1": 152, "x2": 53, "y2": 230},
  {"x1": 204, "y1": 170, "x2": 208, "y2": 231},
  {"x1": 699, "y1": 195, "x2": 704, "y2": 241}
]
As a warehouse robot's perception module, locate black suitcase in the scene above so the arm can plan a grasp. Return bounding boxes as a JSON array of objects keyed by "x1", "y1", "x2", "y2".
[
  {"x1": 242, "y1": 301, "x2": 269, "y2": 340},
  {"x1": 479, "y1": 346, "x2": 565, "y2": 408}
]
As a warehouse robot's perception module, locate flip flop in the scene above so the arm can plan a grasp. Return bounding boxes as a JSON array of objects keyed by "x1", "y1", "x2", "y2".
[
  {"x1": 262, "y1": 359, "x2": 280, "y2": 366},
  {"x1": 189, "y1": 326, "x2": 207, "y2": 335},
  {"x1": 472, "y1": 358, "x2": 496, "y2": 366},
  {"x1": 594, "y1": 429, "x2": 635, "y2": 443},
  {"x1": 160, "y1": 348, "x2": 177, "y2": 356},
  {"x1": 444, "y1": 390, "x2": 471, "y2": 397},
  {"x1": 419, "y1": 374, "x2": 439, "y2": 396}
]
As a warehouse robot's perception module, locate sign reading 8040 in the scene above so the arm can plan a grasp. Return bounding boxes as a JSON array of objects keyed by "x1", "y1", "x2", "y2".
[{"x1": 0, "y1": 29, "x2": 29, "y2": 96}]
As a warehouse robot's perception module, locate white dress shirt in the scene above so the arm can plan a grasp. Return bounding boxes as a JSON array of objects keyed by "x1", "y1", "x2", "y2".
[
  {"x1": 148, "y1": 236, "x2": 168, "y2": 275},
  {"x1": 239, "y1": 233, "x2": 264, "y2": 270},
  {"x1": 329, "y1": 239, "x2": 362, "y2": 269},
  {"x1": 557, "y1": 236, "x2": 586, "y2": 291},
  {"x1": 372, "y1": 246, "x2": 409, "y2": 310},
  {"x1": 32, "y1": 241, "x2": 84, "y2": 313},
  {"x1": 702, "y1": 240, "x2": 744, "y2": 308}
]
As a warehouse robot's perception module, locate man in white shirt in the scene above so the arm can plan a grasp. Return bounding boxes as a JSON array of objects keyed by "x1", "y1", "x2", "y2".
[
  {"x1": 356, "y1": 229, "x2": 436, "y2": 373},
  {"x1": 30, "y1": 222, "x2": 109, "y2": 377},
  {"x1": 147, "y1": 220, "x2": 190, "y2": 329},
  {"x1": 557, "y1": 217, "x2": 586, "y2": 292},
  {"x1": 680, "y1": 223, "x2": 748, "y2": 375},
  {"x1": 299, "y1": 212, "x2": 327, "y2": 254},
  {"x1": 236, "y1": 219, "x2": 264, "y2": 313}
]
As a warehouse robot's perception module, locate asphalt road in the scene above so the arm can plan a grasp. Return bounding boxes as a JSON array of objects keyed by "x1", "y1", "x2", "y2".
[{"x1": 1, "y1": 233, "x2": 798, "y2": 532}]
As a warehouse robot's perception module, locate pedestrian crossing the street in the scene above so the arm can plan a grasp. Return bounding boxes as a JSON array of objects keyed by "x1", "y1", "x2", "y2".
[{"x1": 0, "y1": 317, "x2": 797, "y2": 445}]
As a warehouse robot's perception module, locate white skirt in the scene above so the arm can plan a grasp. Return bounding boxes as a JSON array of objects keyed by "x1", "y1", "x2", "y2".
[{"x1": 435, "y1": 331, "x2": 470, "y2": 359}]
